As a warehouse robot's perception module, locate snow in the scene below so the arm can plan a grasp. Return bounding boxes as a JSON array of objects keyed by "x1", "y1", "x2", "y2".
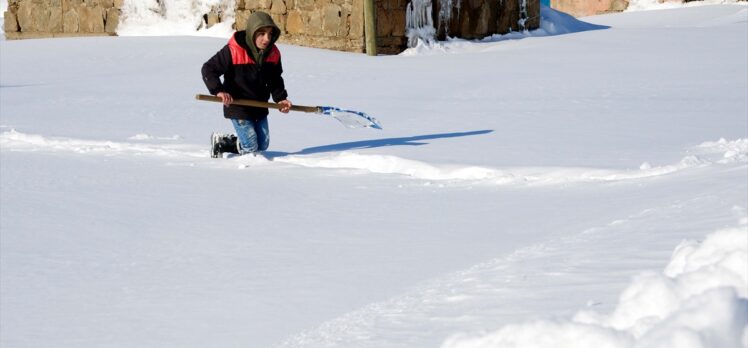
[
  {"x1": 443, "y1": 225, "x2": 748, "y2": 348},
  {"x1": 1, "y1": 2, "x2": 747, "y2": 348},
  {"x1": 626, "y1": 0, "x2": 747, "y2": 12},
  {"x1": 116, "y1": 0, "x2": 236, "y2": 38}
]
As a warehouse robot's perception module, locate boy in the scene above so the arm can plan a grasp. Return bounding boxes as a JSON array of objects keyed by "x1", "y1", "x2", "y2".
[{"x1": 202, "y1": 11, "x2": 292, "y2": 158}]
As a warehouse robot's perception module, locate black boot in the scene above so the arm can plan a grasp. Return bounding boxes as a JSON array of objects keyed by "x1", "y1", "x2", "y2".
[
  {"x1": 218, "y1": 134, "x2": 239, "y2": 155},
  {"x1": 211, "y1": 133, "x2": 239, "y2": 158}
]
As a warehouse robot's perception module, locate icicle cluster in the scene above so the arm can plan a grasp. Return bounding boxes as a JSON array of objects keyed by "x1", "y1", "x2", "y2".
[{"x1": 406, "y1": 0, "x2": 436, "y2": 46}]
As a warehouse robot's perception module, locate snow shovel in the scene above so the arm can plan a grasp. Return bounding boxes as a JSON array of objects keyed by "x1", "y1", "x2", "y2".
[{"x1": 195, "y1": 94, "x2": 382, "y2": 130}]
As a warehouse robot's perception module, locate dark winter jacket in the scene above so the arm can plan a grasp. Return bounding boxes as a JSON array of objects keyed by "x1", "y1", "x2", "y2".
[{"x1": 201, "y1": 13, "x2": 287, "y2": 121}]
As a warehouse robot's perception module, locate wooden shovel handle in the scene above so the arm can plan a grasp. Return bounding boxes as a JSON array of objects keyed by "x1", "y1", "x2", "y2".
[{"x1": 195, "y1": 94, "x2": 320, "y2": 113}]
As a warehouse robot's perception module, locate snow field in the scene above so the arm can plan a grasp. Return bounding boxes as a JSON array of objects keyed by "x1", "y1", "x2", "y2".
[{"x1": 1, "y1": 2, "x2": 747, "y2": 347}]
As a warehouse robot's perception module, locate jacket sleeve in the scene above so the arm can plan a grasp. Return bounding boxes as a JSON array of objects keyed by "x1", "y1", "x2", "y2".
[
  {"x1": 268, "y1": 57, "x2": 289, "y2": 102},
  {"x1": 201, "y1": 46, "x2": 231, "y2": 95}
]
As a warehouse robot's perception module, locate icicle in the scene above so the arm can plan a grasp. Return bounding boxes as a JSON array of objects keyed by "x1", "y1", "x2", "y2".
[
  {"x1": 406, "y1": 0, "x2": 436, "y2": 47},
  {"x1": 518, "y1": 0, "x2": 528, "y2": 31},
  {"x1": 438, "y1": 0, "x2": 453, "y2": 37}
]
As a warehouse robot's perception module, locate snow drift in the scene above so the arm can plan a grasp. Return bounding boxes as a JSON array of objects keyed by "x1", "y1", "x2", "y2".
[{"x1": 442, "y1": 224, "x2": 748, "y2": 348}]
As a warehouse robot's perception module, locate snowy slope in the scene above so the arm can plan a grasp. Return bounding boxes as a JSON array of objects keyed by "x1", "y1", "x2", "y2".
[{"x1": 1, "y1": 4, "x2": 747, "y2": 348}]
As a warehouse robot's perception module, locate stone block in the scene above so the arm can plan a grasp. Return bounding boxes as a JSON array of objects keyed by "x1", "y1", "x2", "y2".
[
  {"x1": 63, "y1": 9, "x2": 79, "y2": 32},
  {"x1": 246, "y1": 0, "x2": 272, "y2": 9},
  {"x1": 78, "y1": 5, "x2": 105, "y2": 33},
  {"x1": 295, "y1": 0, "x2": 315, "y2": 11},
  {"x1": 3, "y1": 11, "x2": 20, "y2": 32},
  {"x1": 206, "y1": 12, "x2": 220, "y2": 28},
  {"x1": 611, "y1": 0, "x2": 628, "y2": 11},
  {"x1": 270, "y1": 0, "x2": 287, "y2": 14},
  {"x1": 105, "y1": 7, "x2": 119, "y2": 32},
  {"x1": 286, "y1": 10, "x2": 306, "y2": 34},
  {"x1": 551, "y1": 0, "x2": 629, "y2": 17},
  {"x1": 323, "y1": 3, "x2": 343, "y2": 35},
  {"x1": 16, "y1": 1, "x2": 38, "y2": 31},
  {"x1": 271, "y1": 13, "x2": 286, "y2": 31},
  {"x1": 48, "y1": 7, "x2": 63, "y2": 31},
  {"x1": 307, "y1": 9, "x2": 323, "y2": 35},
  {"x1": 349, "y1": 0, "x2": 363, "y2": 38},
  {"x1": 235, "y1": 10, "x2": 249, "y2": 30}
]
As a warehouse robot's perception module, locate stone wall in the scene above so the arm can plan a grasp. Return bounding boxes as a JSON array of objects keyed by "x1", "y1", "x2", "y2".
[
  {"x1": 434, "y1": 0, "x2": 541, "y2": 40},
  {"x1": 4, "y1": 0, "x2": 121, "y2": 39},
  {"x1": 234, "y1": 0, "x2": 369, "y2": 53},
  {"x1": 3, "y1": 0, "x2": 539, "y2": 54},
  {"x1": 233, "y1": 0, "x2": 539, "y2": 53},
  {"x1": 234, "y1": 0, "x2": 407, "y2": 54}
]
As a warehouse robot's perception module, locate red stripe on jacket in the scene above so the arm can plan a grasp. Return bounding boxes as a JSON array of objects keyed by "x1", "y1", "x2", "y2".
[{"x1": 228, "y1": 35, "x2": 281, "y2": 65}]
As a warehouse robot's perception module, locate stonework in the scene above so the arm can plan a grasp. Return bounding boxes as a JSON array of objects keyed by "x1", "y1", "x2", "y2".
[
  {"x1": 258, "y1": 0, "x2": 540, "y2": 53},
  {"x1": 550, "y1": 0, "x2": 629, "y2": 17},
  {"x1": 4, "y1": 0, "x2": 119, "y2": 39},
  {"x1": 3, "y1": 0, "x2": 540, "y2": 54},
  {"x1": 235, "y1": 0, "x2": 373, "y2": 52}
]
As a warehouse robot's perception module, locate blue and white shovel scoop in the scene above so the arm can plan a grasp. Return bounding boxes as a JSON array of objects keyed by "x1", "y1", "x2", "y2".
[
  {"x1": 196, "y1": 94, "x2": 382, "y2": 130},
  {"x1": 317, "y1": 106, "x2": 382, "y2": 130}
]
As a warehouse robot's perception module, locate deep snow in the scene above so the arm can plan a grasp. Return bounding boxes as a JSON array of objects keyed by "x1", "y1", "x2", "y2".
[{"x1": 1, "y1": 2, "x2": 747, "y2": 348}]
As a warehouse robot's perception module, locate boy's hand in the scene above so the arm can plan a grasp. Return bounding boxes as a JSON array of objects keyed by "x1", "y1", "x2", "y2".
[
  {"x1": 217, "y1": 92, "x2": 233, "y2": 106},
  {"x1": 278, "y1": 100, "x2": 292, "y2": 113}
]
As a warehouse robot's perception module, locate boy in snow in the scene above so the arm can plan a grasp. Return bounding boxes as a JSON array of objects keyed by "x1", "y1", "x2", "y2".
[{"x1": 201, "y1": 11, "x2": 292, "y2": 158}]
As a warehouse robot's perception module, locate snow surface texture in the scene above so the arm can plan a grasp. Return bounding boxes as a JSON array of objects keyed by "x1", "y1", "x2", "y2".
[
  {"x1": 627, "y1": 0, "x2": 747, "y2": 12},
  {"x1": 1, "y1": 2, "x2": 747, "y2": 348}
]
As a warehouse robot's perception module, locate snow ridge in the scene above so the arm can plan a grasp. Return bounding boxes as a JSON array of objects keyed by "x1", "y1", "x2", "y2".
[
  {"x1": 0, "y1": 129, "x2": 204, "y2": 158},
  {"x1": 2, "y1": 130, "x2": 746, "y2": 185}
]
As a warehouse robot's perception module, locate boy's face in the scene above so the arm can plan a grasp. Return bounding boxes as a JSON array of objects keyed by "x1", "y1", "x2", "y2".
[{"x1": 254, "y1": 27, "x2": 274, "y2": 50}]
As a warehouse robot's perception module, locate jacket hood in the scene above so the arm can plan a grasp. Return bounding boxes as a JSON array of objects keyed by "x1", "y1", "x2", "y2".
[{"x1": 244, "y1": 11, "x2": 281, "y2": 58}]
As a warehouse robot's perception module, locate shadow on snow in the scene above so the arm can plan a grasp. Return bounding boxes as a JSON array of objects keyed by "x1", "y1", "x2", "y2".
[{"x1": 265, "y1": 129, "x2": 494, "y2": 158}]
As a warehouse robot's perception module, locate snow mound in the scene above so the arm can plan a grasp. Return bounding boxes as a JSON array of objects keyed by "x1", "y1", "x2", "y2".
[
  {"x1": 442, "y1": 224, "x2": 748, "y2": 348},
  {"x1": 116, "y1": 0, "x2": 235, "y2": 37},
  {"x1": 694, "y1": 138, "x2": 748, "y2": 164},
  {"x1": 535, "y1": 4, "x2": 609, "y2": 36}
]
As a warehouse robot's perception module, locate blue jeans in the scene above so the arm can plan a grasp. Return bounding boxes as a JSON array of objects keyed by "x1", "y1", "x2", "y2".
[{"x1": 231, "y1": 118, "x2": 269, "y2": 154}]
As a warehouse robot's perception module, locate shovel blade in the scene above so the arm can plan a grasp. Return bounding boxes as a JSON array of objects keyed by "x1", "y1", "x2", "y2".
[{"x1": 319, "y1": 107, "x2": 382, "y2": 130}]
